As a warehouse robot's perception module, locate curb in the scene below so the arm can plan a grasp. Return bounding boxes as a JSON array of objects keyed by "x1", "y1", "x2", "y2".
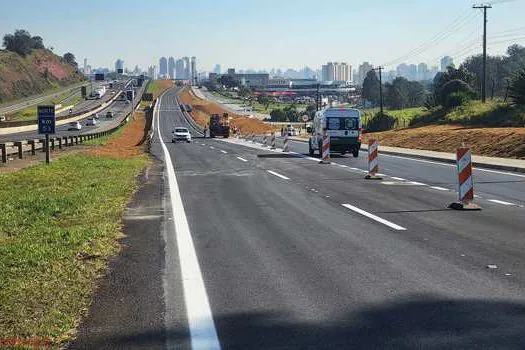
[{"x1": 287, "y1": 136, "x2": 525, "y2": 174}]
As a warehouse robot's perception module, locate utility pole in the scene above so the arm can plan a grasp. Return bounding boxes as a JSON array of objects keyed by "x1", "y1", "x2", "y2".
[
  {"x1": 316, "y1": 83, "x2": 320, "y2": 111},
  {"x1": 473, "y1": 4, "x2": 491, "y2": 103},
  {"x1": 372, "y1": 67, "x2": 384, "y2": 115}
]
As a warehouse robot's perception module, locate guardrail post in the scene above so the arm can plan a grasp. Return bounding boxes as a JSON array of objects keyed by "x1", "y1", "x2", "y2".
[
  {"x1": 63, "y1": 136, "x2": 68, "y2": 146},
  {"x1": 1, "y1": 144, "x2": 7, "y2": 164},
  {"x1": 28, "y1": 140, "x2": 36, "y2": 155},
  {"x1": 40, "y1": 139, "x2": 46, "y2": 152},
  {"x1": 74, "y1": 136, "x2": 79, "y2": 145},
  {"x1": 79, "y1": 135, "x2": 84, "y2": 143},
  {"x1": 14, "y1": 141, "x2": 23, "y2": 159},
  {"x1": 69, "y1": 136, "x2": 74, "y2": 145},
  {"x1": 57, "y1": 137, "x2": 62, "y2": 149},
  {"x1": 50, "y1": 138, "x2": 55, "y2": 151}
]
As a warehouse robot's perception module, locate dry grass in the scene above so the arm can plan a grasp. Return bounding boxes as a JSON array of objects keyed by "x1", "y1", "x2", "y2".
[
  {"x1": 177, "y1": 87, "x2": 272, "y2": 134},
  {"x1": 364, "y1": 124, "x2": 525, "y2": 159}
]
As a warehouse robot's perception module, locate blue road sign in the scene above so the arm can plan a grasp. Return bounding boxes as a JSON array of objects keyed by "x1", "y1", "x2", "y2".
[{"x1": 38, "y1": 105, "x2": 56, "y2": 134}]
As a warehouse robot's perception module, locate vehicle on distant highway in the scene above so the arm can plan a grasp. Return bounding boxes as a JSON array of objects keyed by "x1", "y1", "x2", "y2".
[
  {"x1": 172, "y1": 127, "x2": 192, "y2": 143},
  {"x1": 106, "y1": 111, "x2": 114, "y2": 118},
  {"x1": 67, "y1": 121, "x2": 82, "y2": 131},
  {"x1": 85, "y1": 118, "x2": 97, "y2": 126},
  {"x1": 209, "y1": 113, "x2": 230, "y2": 138},
  {"x1": 307, "y1": 107, "x2": 362, "y2": 157}
]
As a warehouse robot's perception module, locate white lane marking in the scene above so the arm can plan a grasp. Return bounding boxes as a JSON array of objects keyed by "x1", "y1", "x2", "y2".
[
  {"x1": 337, "y1": 164, "x2": 349, "y2": 168},
  {"x1": 209, "y1": 146, "x2": 215, "y2": 149},
  {"x1": 382, "y1": 154, "x2": 525, "y2": 178},
  {"x1": 342, "y1": 204, "x2": 407, "y2": 231},
  {"x1": 201, "y1": 143, "x2": 206, "y2": 146},
  {"x1": 430, "y1": 186, "x2": 450, "y2": 191},
  {"x1": 220, "y1": 150, "x2": 228, "y2": 154},
  {"x1": 236, "y1": 157, "x2": 248, "y2": 162},
  {"x1": 376, "y1": 173, "x2": 387, "y2": 176},
  {"x1": 408, "y1": 181, "x2": 427, "y2": 186},
  {"x1": 390, "y1": 177, "x2": 406, "y2": 181},
  {"x1": 267, "y1": 170, "x2": 290, "y2": 180},
  {"x1": 488, "y1": 199, "x2": 515, "y2": 206},
  {"x1": 155, "y1": 97, "x2": 221, "y2": 350},
  {"x1": 349, "y1": 167, "x2": 360, "y2": 171}
]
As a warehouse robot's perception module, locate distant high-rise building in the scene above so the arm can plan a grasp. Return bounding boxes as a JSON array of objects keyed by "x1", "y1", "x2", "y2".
[
  {"x1": 357, "y1": 62, "x2": 374, "y2": 85},
  {"x1": 396, "y1": 63, "x2": 409, "y2": 79},
  {"x1": 83, "y1": 58, "x2": 88, "y2": 72},
  {"x1": 168, "y1": 57, "x2": 175, "y2": 79},
  {"x1": 175, "y1": 59, "x2": 184, "y2": 79},
  {"x1": 417, "y1": 63, "x2": 429, "y2": 81},
  {"x1": 159, "y1": 57, "x2": 168, "y2": 78},
  {"x1": 191, "y1": 56, "x2": 197, "y2": 83},
  {"x1": 321, "y1": 62, "x2": 351, "y2": 82},
  {"x1": 408, "y1": 64, "x2": 418, "y2": 81},
  {"x1": 115, "y1": 58, "x2": 124, "y2": 73},
  {"x1": 183, "y1": 57, "x2": 190, "y2": 79},
  {"x1": 213, "y1": 64, "x2": 221, "y2": 75},
  {"x1": 148, "y1": 65, "x2": 157, "y2": 80},
  {"x1": 441, "y1": 56, "x2": 454, "y2": 72}
]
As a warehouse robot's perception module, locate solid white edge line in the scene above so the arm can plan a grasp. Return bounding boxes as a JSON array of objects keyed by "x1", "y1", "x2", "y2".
[
  {"x1": 430, "y1": 186, "x2": 450, "y2": 191},
  {"x1": 155, "y1": 93, "x2": 221, "y2": 350},
  {"x1": 341, "y1": 204, "x2": 407, "y2": 231},
  {"x1": 267, "y1": 170, "x2": 290, "y2": 180},
  {"x1": 488, "y1": 199, "x2": 515, "y2": 206},
  {"x1": 220, "y1": 150, "x2": 228, "y2": 154},
  {"x1": 236, "y1": 157, "x2": 248, "y2": 162}
]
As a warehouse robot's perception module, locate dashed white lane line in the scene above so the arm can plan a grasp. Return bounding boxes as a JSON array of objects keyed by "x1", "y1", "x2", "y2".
[
  {"x1": 408, "y1": 181, "x2": 427, "y2": 186},
  {"x1": 220, "y1": 150, "x2": 228, "y2": 154},
  {"x1": 236, "y1": 157, "x2": 248, "y2": 162},
  {"x1": 209, "y1": 146, "x2": 215, "y2": 149},
  {"x1": 267, "y1": 170, "x2": 290, "y2": 180},
  {"x1": 430, "y1": 186, "x2": 450, "y2": 191},
  {"x1": 342, "y1": 204, "x2": 407, "y2": 231},
  {"x1": 488, "y1": 199, "x2": 515, "y2": 206},
  {"x1": 201, "y1": 143, "x2": 206, "y2": 146},
  {"x1": 390, "y1": 177, "x2": 406, "y2": 181}
]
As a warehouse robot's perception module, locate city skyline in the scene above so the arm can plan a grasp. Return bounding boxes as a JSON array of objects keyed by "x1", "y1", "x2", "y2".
[{"x1": 2, "y1": 0, "x2": 524, "y2": 72}]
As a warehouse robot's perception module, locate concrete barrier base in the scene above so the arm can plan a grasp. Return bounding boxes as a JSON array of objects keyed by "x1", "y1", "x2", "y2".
[
  {"x1": 448, "y1": 202, "x2": 482, "y2": 211},
  {"x1": 365, "y1": 174, "x2": 384, "y2": 180}
]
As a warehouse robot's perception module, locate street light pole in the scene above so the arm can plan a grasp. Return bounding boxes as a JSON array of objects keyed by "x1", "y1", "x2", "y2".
[{"x1": 473, "y1": 4, "x2": 491, "y2": 103}]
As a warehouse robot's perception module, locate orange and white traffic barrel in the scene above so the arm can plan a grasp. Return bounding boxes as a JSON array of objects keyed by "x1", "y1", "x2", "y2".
[
  {"x1": 283, "y1": 133, "x2": 290, "y2": 152},
  {"x1": 320, "y1": 129, "x2": 330, "y2": 164},
  {"x1": 365, "y1": 139, "x2": 383, "y2": 179},
  {"x1": 271, "y1": 132, "x2": 276, "y2": 149},
  {"x1": 262, "y1": 134, "x2": 268, "y2": 147},
  {"x1": 449, "y1": 147, "x2": 481, "y2": 210}
]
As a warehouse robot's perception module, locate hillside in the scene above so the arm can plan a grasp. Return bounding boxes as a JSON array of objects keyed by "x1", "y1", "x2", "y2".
[{"x1": 0, "y1": 49, "x2": 84, "y2": 104}]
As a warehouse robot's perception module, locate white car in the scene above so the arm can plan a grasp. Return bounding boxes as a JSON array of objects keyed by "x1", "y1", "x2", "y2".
[
  {"x1": 68, "y1": 121, "x2": 82, "y2": 131},
  {"x1": 85, "y1": 118, "x2": 97, "y2": 126},
  {"x1": 172, "y1": 127, "x2": 191, "y2": 143}
]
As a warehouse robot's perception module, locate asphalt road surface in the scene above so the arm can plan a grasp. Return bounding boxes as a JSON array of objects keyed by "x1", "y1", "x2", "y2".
[
  {"x1": 74, "y1": 86, "x2": 525, "y2": 349},
  {"x1": 0, "y1": 81, "x2": 143, "y2": 143}
]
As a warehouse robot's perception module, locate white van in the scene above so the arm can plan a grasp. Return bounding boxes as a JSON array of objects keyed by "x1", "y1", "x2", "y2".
[{"x1": 307, "y1": 107, "x2": 362, "y2": 157}]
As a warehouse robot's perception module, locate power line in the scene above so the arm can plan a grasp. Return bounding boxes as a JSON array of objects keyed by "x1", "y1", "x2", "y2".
[{"x1": 382, "y1": 9, "x2": 476, "y2": 67}]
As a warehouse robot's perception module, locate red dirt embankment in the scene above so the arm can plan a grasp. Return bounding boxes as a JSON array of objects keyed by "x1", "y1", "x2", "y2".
[
  {"x1": 177, "y1": 88, "x2": 272, "y2": 134},
  {"x1": 364, "y1": 125, "x2": 525, "y2": 159}
]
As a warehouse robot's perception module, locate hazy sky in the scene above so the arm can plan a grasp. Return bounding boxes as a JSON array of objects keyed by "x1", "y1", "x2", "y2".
[{"x1": 1, "y1": 0, "x2": 524, "y2": 72}]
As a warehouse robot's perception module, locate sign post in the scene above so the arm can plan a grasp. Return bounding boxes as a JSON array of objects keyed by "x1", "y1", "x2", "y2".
[{"x1": 38, "y1": 105, "x2": 56, "y2": 164}]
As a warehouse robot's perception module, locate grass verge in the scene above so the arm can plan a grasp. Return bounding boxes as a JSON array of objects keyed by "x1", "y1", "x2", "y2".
[{"x1": 0, "y1": 153, "x2": 148, "y2": 347}]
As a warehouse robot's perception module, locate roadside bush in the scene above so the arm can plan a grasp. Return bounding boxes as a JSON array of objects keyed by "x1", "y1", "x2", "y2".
[
  {"x1": 438, "y1": 79, "x2": 475, "y2": 108},
  {"x1": 365, "y1": 112, "x2": 396, "y2": 132},
  {"x1": 445, "y1": 91, "x2": 472, "y2": 109}
]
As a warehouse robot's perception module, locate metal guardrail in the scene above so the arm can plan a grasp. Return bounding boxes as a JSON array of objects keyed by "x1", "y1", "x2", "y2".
[
  {"x1": 0, "y1": 80, "x2": 131, "y2": 128},
  {"x1": 0, "y1": 80, "x2": 146, "y2": 165}
]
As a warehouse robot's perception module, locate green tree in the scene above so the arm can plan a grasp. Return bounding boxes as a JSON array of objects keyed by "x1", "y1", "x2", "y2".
[
  {"x1": 270, "y1": 108, "x2": 286, "y2": 122},
  {"x1": 433, "y1": 66, "x2": 475, "y2": 107},
  {"x1": 218, "y1": 75, "x2": 238, "y2": 88},
  {"x1": 2, "y1": 29, "x2": 45, "y2": 56},
  {"x1": 362, "y1": 70, "x2": 380, "y2": 106},
  {"x1": 63, "y1": 52, "x2": 77, "y2": 67},
  {"x1": 460, "y1": 54, "x2": 507, "y2": 99},
  {"x1": 257, "y1": 93, "x2": 271, "y2": 109},
  {"x1": 508, "y1": 69, "x2": 525, "y2": 106},
  {"x1": 305, "y1": 104, "x2": 316, "y2": 118}
]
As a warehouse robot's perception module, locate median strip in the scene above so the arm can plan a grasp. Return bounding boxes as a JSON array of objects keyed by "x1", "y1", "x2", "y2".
[{"x1": 341, "y1": 204, "x2": 407, "y2": 231}]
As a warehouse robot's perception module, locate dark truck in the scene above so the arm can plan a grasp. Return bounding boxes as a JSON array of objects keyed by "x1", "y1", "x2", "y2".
[{"x1": 209, "y1": 113, "x2": 230, "y2": 138}]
